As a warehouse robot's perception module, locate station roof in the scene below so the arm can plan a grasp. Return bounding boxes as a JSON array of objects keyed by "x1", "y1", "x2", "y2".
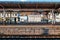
[{"x1": 0, "y1": 0, "x2": 60, "y2": 9}]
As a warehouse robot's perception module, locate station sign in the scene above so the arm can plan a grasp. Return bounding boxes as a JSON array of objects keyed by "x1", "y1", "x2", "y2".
[{"x1": 0, "y1": 13, "x2": 18, "y2": 17}]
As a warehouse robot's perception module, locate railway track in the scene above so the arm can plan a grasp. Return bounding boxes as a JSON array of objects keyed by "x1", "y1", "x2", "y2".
[{"x1": 0, "y1": 35, "x2": 60, "y2": 38}]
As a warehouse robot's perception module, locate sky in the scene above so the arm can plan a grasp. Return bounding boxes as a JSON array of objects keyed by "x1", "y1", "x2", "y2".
[{"x1": 0, "y1": 0, "x2": 60, "y2": 2}]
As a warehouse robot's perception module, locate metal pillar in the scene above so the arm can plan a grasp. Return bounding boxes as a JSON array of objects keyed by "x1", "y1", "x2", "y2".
[
  {"x1": 0, "y1": 5, "x2": 5, "y2": 25},
  {"x1": 51, "y1": 10, "x2": 55, "y2": 24}
]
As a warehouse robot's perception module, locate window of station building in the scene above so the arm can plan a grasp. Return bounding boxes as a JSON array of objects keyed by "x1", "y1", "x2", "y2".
[
  {"x1": 19, "y1": 11, "x2": 52, "y2": 24},
  {"x1": 55, "y1": 12, "x2": 60, "y2": 24},
  {"x1": 40, "y1": 12, "x2": 48, "y2": 24},
  {"x1": 48, "y1": 12, "x2": 53, "y2": 24}
]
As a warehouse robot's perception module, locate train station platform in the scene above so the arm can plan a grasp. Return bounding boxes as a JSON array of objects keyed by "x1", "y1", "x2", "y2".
[{"x1": 0, "y1": 25, "x2": 60, "y2": 35}]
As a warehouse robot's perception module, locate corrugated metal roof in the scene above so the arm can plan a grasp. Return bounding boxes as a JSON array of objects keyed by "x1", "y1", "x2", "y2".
[{"x1": 0, "y1": 0, "x2": 59, "y2": 9}]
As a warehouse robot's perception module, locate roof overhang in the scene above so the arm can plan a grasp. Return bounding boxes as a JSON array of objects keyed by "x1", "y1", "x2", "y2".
[{"x1": 0, "y1": 1, "x2": 60, "y2": 9}]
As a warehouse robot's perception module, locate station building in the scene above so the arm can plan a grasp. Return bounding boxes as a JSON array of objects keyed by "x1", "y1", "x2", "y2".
[{"x1": 0, "y1": 1, "x2": 60, "y2": 38}]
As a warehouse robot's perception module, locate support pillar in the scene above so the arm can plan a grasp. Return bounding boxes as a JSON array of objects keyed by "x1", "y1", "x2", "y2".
[{"x1": 51, "y1": 10, "x2": 55, "y2": 24}]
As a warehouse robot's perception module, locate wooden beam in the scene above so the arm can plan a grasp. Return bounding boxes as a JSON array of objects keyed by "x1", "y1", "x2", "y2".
[
  {"x1": 0, "y1": 9, "x2": 54, "y2": 12},
  {"x1": 36, "y1": 4, "x2": 38, "y2": 9},
  {"x1": 18, "y1": 4, "x2": 21, "y2": 9}
]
